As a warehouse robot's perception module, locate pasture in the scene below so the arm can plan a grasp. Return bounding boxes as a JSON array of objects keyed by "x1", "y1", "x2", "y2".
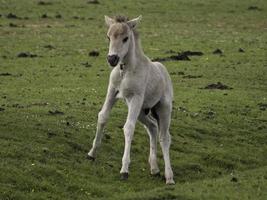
[{"x1": 0, "y1": 0, "x2": 266, "y2": 199}]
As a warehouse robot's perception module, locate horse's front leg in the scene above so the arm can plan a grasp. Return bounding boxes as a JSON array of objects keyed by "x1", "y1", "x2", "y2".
[
  {"x1": 88, "y1": 86, "x2": 117, "y2": 160},
  {"x1": 120, "y1": 95, "x2": 143, "y2": 180}
]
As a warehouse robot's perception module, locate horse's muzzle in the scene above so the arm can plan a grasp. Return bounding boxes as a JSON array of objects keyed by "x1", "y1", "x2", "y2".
[{"x1": 107, "y1": 55, "x2": 119, "y2": 67}]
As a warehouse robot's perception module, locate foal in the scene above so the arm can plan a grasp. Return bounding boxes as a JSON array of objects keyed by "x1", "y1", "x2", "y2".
[{"x1": 88, "y1": 15, "x2": 175, "y2": 184}]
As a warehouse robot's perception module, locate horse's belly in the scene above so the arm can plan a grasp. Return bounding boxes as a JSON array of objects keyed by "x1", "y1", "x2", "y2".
[{"x1": 142, "y1": 86, "x2": 162, "y2": 108}]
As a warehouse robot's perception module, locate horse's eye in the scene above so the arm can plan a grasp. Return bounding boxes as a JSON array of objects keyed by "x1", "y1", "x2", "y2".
[{"x1": 123, "y1": 37, "x2": 128, "y2": 43}]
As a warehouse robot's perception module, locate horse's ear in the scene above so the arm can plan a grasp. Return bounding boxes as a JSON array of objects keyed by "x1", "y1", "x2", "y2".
[
  {"x1": 105, "y1": 15, "x2": 115, "y2": 27},
  {"x1": 127, "y1": 15, "x2": 142, "y2": 29}
]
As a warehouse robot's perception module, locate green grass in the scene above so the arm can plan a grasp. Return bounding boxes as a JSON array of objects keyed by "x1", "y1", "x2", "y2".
[{"x1": 0, "y1": 0, "x2": 267, "y2": 199}]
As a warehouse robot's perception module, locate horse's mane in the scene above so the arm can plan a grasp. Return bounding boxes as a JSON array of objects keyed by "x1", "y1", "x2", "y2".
[
  {"x1": 114, "y1": 15, "x2": 139, "y2": 39},
  {"x1": 114, "y1": 15, "x2": 129, "y2": 23}
]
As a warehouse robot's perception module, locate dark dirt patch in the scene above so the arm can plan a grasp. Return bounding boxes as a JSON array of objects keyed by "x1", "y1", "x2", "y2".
[
  {"x1": 73, "y1": 16, "x2": 85, "y2": 20},
  {"x1": 258, "y1": 103, "x2": 267, "y2": 111},
  {"x1": 89, "y1": 50, "x2": 99, "y2": 57},
  {"x1": 182, "y1": 50, "x2": 204, "y2": 56},
  {"x1": 257, "y1": 125, "x2": 266, "y2": 130},
  {"x1": 202, "y1": 82, "x2": 233, "y2": 90},
  {"x1": 247, "y1": 6, "x2": 262, "y2": 11},
  {"x1": 204, "y1": 110, "x2": 216, "y2": 119},
  {"x1": 0, "y1": 73, "x2": 22, "y2": 78},
  {"x1": 81, "y1": 62, "x2": 92, "y2": 68},
  {"x1": 104, "y1": 134, "x2": 111, "y2": 140},
  {"x1": 0, "y1": 72, "x2": 12, "y2": 76},
  {"x1": 166, "y1": 50, "x2": 203, "y2": 56},
  {"x1": 11, "y1": 103, "x2": 24, "y2": 108},
  {"x1": 238, "y1": 48, "x2": 245, "y2": 53},
  {"x1": 87, "y1": 0, "x2": 100, "y2": 4},
  {"x1": 55, "y1": 14, "x2": 62, "y2": 19},
  {"x1": 38, "y1": 1, "x2": 53, "y2": 5},
  {"x1": 170, "y1": 53, "x2": 190, "y2": 61},
  {"x1": 41, "y1": 14, "x2": 49, "y2": 18},
  {"x1": 43, "y1": 44, "x2": 55, "y2": 49},
  {"x1": 213, "y1": 49, "x2": 223, "y2": 55},
  {"x1": 0, "y1": 107, "x2": 5, "y2": 111},
  {"x1": 47, "y1": 131, "x2": 56, "y2": 138},
  {"x1": 170, "y1": 71, "x2": 185, "y2": 76},
  {"x1": 9, "y1": 23, "x2": 18, "y2": 27},
  {"x1": 231, "y1": 177, "x2": 238, "y2": 182},
  {"x1": 152, "y1": 50, "x2": 203, "y2": 62},
  {"x1": 182, "y1": 75, "x2": 203, "y2": 79},
  {"x1": 6, "y1": 13, "x2": 20, "y2": 19},
  {"x1": 17, "y1": 52, "x2": 37, "y2": 58},
  {"x1": 152, "y1": 53, "x2": 190, "y2": 62},
  {"x1": 178, "y1": 71, "x2": 185, "y2": 75},
  {"x1": 48, "y1": 110, "x2": 64, "y2": 115},
  {"x1": 27, "y1": 102, "x2": 49, "y2": 107}
]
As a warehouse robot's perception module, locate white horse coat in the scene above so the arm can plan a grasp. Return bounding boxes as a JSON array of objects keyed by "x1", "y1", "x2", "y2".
[{"x1": 88, "y1": 15, "x2": 175, "y2": 184}]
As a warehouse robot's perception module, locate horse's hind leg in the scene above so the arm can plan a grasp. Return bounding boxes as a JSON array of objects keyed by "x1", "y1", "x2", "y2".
[
  {"x1": 138, "y1": 111, "x2": 160, "y2": 175},
  {"x1": 154, "y1": 102, "x2": 175, "y2": 185}
]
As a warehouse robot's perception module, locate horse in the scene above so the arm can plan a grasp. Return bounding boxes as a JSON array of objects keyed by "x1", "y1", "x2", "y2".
[{"x1": 88, "y1": 15, "x2": 175, "y2": 184}]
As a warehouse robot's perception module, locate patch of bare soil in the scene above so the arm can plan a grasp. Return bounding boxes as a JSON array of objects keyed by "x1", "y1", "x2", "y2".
[
  {"x1": 258, "y1": 103, "x2": 267, "y2": 111},
  {"x1": 38, "y1": 1, "x2": 53, "y2": 6},
  {"x1": 247, "y1": 6, "x2": 262, "y2": 11},
  {"x1": 0, "y1": 73, "x2": 12, "y2": 76},
  {"x1": 182, "y1": 75, "x2": 203, "y2": 79},
  {"x1": 89, "y1": 50, "x2": 99, "y2": 57},
  {"x1": 202, "y1": 82, "x2": 233, "y2": 90},
  {"x1": 6, "y1": 13, "x2": 20, "y2": 19},
  {"x1": 48, "y1": 110, "x2": 64, "y2": 115},
  {"x1": 238, "y1": 48, "x2": 245, "y2": 53},
  {"x1": 17, "y1": 52, "x2": 38, "y2": 58},
  {"x1": 87, "y1": 0, "x2": 100, "y2": 4},
  {"x1": 152, "y1": 50, "x2": 203, "y2": 62},
  {"x1": 43, "y1": 45, "x2": 55, "y2": 50},
  {"x1": 212, "y1": 49, "x2": 223, "y2": 55}
]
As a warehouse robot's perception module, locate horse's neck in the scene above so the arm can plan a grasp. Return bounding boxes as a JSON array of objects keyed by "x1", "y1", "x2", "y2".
[{"x1": 123, "y1": 33, "x2": 148, "y2": 70}]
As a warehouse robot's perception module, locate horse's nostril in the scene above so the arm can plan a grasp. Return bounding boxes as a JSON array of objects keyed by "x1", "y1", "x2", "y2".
[{"x1": 107, "y1": 55, "x2": 119, "y2": 66}]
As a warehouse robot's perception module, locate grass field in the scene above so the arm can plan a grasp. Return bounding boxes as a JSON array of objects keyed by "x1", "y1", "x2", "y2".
[{"x1": 0, "y1": 0, "x2": 267, "y2": 199}]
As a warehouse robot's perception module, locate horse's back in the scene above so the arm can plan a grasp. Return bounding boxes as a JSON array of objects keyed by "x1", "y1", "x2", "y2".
[{"x1": 142, "y1": 61, "x2": 173, "y2": 109}]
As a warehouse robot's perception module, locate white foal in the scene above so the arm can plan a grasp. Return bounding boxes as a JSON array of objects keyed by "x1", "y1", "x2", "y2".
[{"x1": 88, "y1": 15, "x2": 175, "y2": 184}]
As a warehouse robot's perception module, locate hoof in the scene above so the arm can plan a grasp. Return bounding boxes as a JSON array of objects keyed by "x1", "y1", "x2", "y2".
[
  {"x1": 166, "y1": 179, "x2": 175, "y2": 185},
  {"x1": 120, "y1": 172, "x2": 129, "y2": 181},
  {"x1": 151, "y1": 171, "x2": 161, "y2": 178},
  {"x1": 86, "y1": 154, "x2": 95, "y2": 161}
]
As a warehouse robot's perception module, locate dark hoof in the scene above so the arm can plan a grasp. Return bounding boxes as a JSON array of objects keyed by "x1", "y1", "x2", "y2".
[
  {"x1": 120, "y1": 172, "x2": 129, "y2": 180},
  {"x1": 86, "y1": 154, "x2": 95, "y2": 161},
  {"x1": 151, "y1": 172, "x2": 161, "y2": 178}
]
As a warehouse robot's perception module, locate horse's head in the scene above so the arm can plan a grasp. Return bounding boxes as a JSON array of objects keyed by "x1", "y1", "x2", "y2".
[{"x1": 105, "y1": 15, "x2": 142, "y2": 67}]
